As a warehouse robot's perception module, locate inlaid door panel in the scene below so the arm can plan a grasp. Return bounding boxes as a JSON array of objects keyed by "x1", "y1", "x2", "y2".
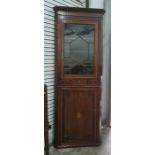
[{"x1": 56, "y1": 87, "x2": 100, "y2": 146}]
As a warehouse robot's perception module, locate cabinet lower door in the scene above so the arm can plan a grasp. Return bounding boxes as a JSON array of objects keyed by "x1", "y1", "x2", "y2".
[{"x1": 55, "y1": 87, "x2": 100, "y2": 148}]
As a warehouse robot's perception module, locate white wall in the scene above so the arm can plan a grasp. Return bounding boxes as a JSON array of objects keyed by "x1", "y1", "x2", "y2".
[
  {"x1": 89, "y1": 0, "x2": 104, "y2": 8},
  {"x1": 102, "y1": 0, "x2": 111, "y2": 126}
]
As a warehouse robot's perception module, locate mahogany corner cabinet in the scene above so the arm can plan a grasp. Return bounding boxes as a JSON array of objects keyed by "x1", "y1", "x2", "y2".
[{"x1": 53, "y1": 6, "x2": 105, "y2": 148}]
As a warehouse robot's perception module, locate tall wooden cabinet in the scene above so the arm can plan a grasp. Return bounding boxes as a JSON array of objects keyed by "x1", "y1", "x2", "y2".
[{"x1": 54, "y1": 6, "x2": 105, "y2": 148}]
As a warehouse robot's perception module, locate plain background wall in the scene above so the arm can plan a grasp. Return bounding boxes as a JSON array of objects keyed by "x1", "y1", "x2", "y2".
[
  {"x1": 89, "y1": 0, "x2": 104, "y2": 8},
  {"x1": 102, "y1": 0, "x2": 111, "y2": 125},
  {"x1": 89, "y1": 0, "x2": 111, "y2": 125}
]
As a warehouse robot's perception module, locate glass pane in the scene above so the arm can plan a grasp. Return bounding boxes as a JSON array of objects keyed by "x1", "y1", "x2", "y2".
[{"x1": 64, "y1": 24, "x2": 95, "y2": 75}]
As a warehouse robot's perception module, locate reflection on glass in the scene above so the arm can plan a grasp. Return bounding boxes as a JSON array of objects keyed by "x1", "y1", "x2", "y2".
[{"x1": 64, "y1": 24, "x2": 95, "y2": 74}]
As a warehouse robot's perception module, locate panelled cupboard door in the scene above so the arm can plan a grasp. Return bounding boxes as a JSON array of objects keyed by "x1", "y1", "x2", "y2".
[
  {"x1": 55, "y1": 87, "x2": 100, "y2": 147},
  {"x1": 54, "y1": 6, "x2": 105, "y2": 148}
]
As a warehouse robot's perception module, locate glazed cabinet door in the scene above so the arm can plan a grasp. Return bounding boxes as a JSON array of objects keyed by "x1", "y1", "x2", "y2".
[
  {"x1": 55, "y1": 11, "x2": 102, "y2": 84},
  {"x1": 55, "y1": 87, "x2": 100, "y2": 147}
]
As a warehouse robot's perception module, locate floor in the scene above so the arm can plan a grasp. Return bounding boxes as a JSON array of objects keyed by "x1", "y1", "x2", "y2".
[{"x1": 49, "y1": 127, "x2": 111, "y2": 155}]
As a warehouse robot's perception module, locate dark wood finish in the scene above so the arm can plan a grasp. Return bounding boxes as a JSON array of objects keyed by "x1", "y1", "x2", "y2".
[
  {"x1": 55, "y1": 87, "x2": 100, "y2": 147},
  {"x1": 44, "y1": 84, "x2": 49, "y2": 155},
  {"x1": 53, "y1": 6, "x2": 105, "y2": 14},
  {"x1": 54, "y1": 7, "x2": 104, "y2": 148}
]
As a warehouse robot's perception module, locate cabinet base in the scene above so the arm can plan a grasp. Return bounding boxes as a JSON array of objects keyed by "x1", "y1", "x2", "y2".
[{"x1": 54, "y1": 141, "x2": 101, "y2": 149}]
